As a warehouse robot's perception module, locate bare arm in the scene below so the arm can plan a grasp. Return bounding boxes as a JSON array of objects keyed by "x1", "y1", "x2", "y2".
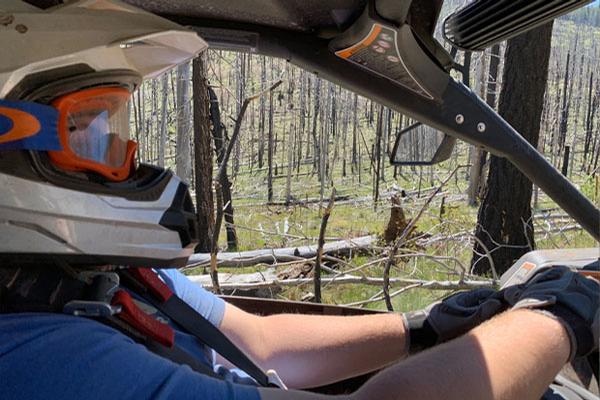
[
  {"x1": 218, "y1": 303, "x2": 407, "y2": 389},
  {"x1": 258, "y1": 309, "x2": 570, "y2": 400}
]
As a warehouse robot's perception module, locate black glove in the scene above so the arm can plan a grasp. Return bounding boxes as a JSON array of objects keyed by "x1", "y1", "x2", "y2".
[
  {"x1": 503, "y1": 266, "x2": 599, "y2": 361},
  {"x1": 402, "y1": 288, "x2": 509, "y2": 353}
]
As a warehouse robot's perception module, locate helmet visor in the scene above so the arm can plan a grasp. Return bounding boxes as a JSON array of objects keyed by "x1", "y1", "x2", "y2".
[{"x1": 49, "y1": 87, "x2": 137, "y2": 181}]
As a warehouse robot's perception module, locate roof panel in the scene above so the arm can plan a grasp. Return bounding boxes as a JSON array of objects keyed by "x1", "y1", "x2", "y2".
[{"x1": 122, "y1": 0, "x2": 367, "y2": 32}]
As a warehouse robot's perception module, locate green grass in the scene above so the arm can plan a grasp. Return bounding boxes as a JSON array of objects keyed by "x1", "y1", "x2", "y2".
[{"x1": 183, "y1": 149, "x2": 598, "y2": 312}]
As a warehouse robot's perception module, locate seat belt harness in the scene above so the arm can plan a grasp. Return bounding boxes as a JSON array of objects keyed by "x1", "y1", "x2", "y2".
[
  {"x1": 123, "y1": 268, "x2": 276, "y2": 388},
  {"x1": 111, "y1": 290, "x2": 175, "y2": 348}
]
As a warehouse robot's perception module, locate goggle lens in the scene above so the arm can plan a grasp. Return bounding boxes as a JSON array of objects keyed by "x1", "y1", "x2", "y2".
[
  {"x1": 66, "y1": 94, "x2": 130, "y2": 168},
  {"x1": 49, "y1": 87, "x2": 137, "y2": 181}
]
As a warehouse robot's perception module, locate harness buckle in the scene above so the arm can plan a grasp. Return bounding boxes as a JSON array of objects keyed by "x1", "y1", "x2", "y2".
[
  {"x1": 63, "y1": 300, "x2": 122, "y2": 317},
  {"x1": 63, "y1": 272, "x2": 122, "y2": 317}
]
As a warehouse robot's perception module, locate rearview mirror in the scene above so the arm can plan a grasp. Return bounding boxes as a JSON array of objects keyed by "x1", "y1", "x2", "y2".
[{"x1": 390, "y1": 122, "x2": 456, "y2": 165}]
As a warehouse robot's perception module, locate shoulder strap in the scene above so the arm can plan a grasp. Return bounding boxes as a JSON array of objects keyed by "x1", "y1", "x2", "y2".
[{"x1": 120, "y1": 268, "x2": 272, "y2": 387}]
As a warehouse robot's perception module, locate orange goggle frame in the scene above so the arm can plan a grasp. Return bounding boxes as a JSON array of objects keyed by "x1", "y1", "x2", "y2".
[{"x1": 48, "y1": 87, "x2": 137, "y2": 182}]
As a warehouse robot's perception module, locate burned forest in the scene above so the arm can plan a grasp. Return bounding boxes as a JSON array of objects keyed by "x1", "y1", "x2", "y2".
[{"x1": 129, "y1": 5, "x2": 600, "y2": 311}]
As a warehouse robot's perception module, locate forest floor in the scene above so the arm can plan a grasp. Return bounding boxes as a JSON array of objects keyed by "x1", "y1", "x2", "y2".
[{"x1": 183, "y1": 159, "x2": 598, "y2": 312}]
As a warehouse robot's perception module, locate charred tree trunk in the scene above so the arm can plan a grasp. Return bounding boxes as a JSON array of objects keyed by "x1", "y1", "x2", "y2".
[
  {"x1": 351, "y1": 93, "x2": 359, "y2": 175},
  {"x1": 468, "y1": 45, "x2": 500, "y2": 205},
  {"x1": 558, "y1": 51, "x2": 572, "y2": 170},
  {"x1": 192, "y1": 54, "x2": 214, "y2": 252},
  {"x1": 472, "y1": 23, "x2": 554, "y2": 276},
  {"x1": 583, "y1": 72, "x2": 596, "y2": 171},
  {"x1": 311, "y1": 80, "x2": 321, "y2": 173},
  {"x1": 258, "y1": 57, "x2": 266, "y2": 169},
  {"x1": 267, "y1": 89, "x2": 274, "y2": 202},
  {"x1": 158, "y1": 75, "x2": 168, "y2": 167},
  {"x1": 373, "y1": 105, "x2": 384, "y2": 208},
  {"x1": 175, "y1": 62, "x2": 192, "y2": 184},
  {"x1": 233, "y1": 53, "x2": 246, "y2": 176},
  {"x1": 208, "y1": 86, "x2": 238, "y2": 250}
]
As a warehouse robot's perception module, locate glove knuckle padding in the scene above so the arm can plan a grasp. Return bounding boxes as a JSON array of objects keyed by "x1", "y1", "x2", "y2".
[
  {"x1": 406, "y1": 288, "x2": 512, "y2": 353},
  {"x1": 479, "y1": 299, "x2": 504, "y2": 319},
  {"x1": 429, "y1": 291, "x2": 505, "y2": 342}
]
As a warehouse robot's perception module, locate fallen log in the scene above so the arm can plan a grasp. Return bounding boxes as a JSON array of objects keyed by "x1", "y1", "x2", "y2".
[
  {"x1": 266, "y1": 194, "x2": 350, "y2": 207},
  {"x1": 188, "y1": 273, "x2": 494, "y2": 291},
  {"x1": 186, "y1": 235, "x2": 376, "y2": 268}
]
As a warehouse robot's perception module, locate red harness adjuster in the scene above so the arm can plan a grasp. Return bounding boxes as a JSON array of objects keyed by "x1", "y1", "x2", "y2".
[
  {"x1": 111, "y1": 290, "x2": 175, "y2": 348},
  {"x1": 129, "y1": 268, "x2": 173, "y2": 303}
]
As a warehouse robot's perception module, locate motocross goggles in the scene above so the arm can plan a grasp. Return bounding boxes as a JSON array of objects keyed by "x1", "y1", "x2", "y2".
[{"x1": 0, "y1": 86, "x2": 136, "y2": 182}]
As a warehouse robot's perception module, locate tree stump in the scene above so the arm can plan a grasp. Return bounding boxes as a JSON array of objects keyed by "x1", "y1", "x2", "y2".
[{"x1": 383, "y1": 195, "x2": 409, "y2": 244}]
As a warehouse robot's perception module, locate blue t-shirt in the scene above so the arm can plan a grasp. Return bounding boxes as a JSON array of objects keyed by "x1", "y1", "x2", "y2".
[{"x1": 0, "y1": 269, "x2": 261, "y2": 400}]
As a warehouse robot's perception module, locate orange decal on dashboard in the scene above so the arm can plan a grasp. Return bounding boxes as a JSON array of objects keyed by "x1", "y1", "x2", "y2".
[
  {"x1": 521, "y1": 262, "x2": 536, "y2": 271},
  {"x1": 336, "y1": 24, "x2": 383, "y2": 59}
]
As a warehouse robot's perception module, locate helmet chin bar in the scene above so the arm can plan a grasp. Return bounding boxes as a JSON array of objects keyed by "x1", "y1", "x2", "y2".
[{"x1": 0, "y1": 172, "x2": 198, "y2": 268}]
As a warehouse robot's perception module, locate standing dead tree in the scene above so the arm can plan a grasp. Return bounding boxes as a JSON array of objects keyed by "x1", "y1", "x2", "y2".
[
  {"x1": 373, "y1": 104, "x2": 384, "y2": 208},
  {"x1": 158, "y1": 73, "x2": 169, "y2": 167},
  {"x1": 208, "y1": 86, "x2": 238, "y2": 250},
  {"x1": 473, "y1": 22, "x2": 554, "y2": 276},
  {"x1": 314, "y1": 188, "x2": 336, "y2": 303},
  {"x1": 209, "y1": 79, "x2": 283, "y2": 291},
  {"x1": 192, "y1": 53, "x2": 214, "y2": 252},
  {"x1": 175, "y1": 62, "x2": 192, "y2": 184},
  {"x1": 467, "y1": 44, "x2": 501, "y2": 206}
]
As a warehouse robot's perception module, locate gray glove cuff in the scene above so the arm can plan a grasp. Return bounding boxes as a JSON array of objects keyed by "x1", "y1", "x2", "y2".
[
  {"x1": 402, "y1": 310, "x2": 437, "y2": 354},
  {"x1": 518, "y1": 308, "x2": 578, "y2": 362},
  {"x1": 513, "y1": 298, "x2": 578, "y2": 362},
  {"x1": 401, "y1": 313, "x2": 411, "y2": 355}
]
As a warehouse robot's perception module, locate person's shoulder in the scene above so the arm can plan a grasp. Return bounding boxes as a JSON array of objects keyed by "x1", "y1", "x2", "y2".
[
  {"x1": 0, "y1": 312, "x2": 260, "y2": 400},
  {"x1": 0, "y1": 312, "x2": 126, "y2": 344}
]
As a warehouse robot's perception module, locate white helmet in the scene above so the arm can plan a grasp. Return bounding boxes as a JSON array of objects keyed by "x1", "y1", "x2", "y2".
[
  {"x1": 0, "y1": 0, "x2": 206, "y2": 97},
  {"x1": 0, "y1": 0, "x2": 207, "y2": 268}
]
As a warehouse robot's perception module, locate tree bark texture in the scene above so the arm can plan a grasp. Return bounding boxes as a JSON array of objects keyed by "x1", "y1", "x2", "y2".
[
  {"x1": 192, "y1": 54, "x2": 214, "y2": 252},
  {"x1": 472, "y1": 23, "x2": 554, "y2": 276},
  {"x1": 176, "y1": 62, "x2": 192, "y2": 184},
  {"x1": 158, "y1": 74, "x2": 168, "y2": 167}
]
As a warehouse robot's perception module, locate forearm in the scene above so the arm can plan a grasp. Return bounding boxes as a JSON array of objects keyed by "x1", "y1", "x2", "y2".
[
  {"x1": 258, "y1": 312, "x2": 407, "y2": 388},
  {"x1": 219, "y1": 304, "x2": 407, "y2": 389},
  {"x1": 350, "y1": 309, "x2": 570, "y2": 400}
]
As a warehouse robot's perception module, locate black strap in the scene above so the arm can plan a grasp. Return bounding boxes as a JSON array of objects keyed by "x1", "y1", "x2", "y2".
[
  {"x1": 100, "y1": 313, "x2": 222, "y2": 379},
  {"x1": 121, "y1": 270, "x2": 271, "y2": 387},
  {"x1": 146, "y1": 338, "x2": 223, "y2": 380}
]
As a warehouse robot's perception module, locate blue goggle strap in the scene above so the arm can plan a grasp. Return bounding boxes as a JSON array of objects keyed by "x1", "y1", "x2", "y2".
[{"x1": 0, "y1": 99, "x2": 62, "y2": 151}]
